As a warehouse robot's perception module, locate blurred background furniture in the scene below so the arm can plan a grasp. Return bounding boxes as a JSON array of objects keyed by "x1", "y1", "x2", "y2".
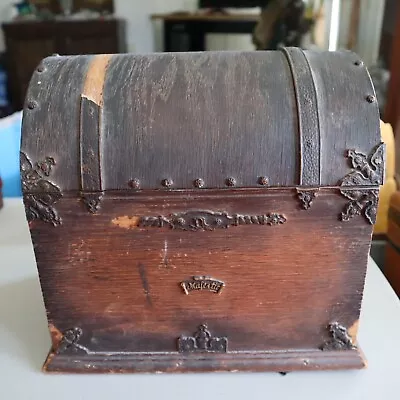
[
  {"x1": 151, "y1": 12, "x2": 258, "y2": 52},
  {"x1": 2, "y1": 18, "x2": 125, "y2": 110}
]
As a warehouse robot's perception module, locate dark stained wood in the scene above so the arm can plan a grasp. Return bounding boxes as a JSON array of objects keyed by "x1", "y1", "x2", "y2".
[
  {"x1": 20, "y1": 49, "x2": 381, "y2": 373},
  {"x1": 21, "y1": 54, "x2": 90, "y2": 191},
  {"x1": 101, "y1": 51, "x2": 299, "y2": 189},
  {"x1": 305, "y1": 51, "x2": 380, "y2": 184},
  {"x1": 22, "y1": 50, "x2": 379, "y2": 192}
]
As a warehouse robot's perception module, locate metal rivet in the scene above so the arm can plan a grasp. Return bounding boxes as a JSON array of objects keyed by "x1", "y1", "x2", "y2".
[
  {"x1": 225, "y1": 177, "x2": 236, "y2": 187},
  {"x1": 52, "y1": 53, "x2": 60, "y2": 57},
  {"x1": 162, "y1": 178, "x2": 173, "y2": 188},
  {"x1": 354, "y1": 60, "x2": 363, "y2": 66},
  {"x1": 128, "y1": 178, "x2": 140, "y2": 189},
  {"x1": 258, "y1": 176, "x2": 269, "y2": 186},
  {"x1": 193, "y1": 178, "x2": 205, "y2": 188},
  {"x1": 366, "y1": 95, "x2": 375, "y2": 103},
  {"x1": 27, "y1": 100, "x2": 37, "y2": 110}
]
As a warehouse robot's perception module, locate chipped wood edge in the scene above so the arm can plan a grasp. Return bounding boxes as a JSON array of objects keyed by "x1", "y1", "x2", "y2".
[
  {"x1": 82, "y1": 54, "x2": 113, "y2": 106},
  {"x1": 43, "y1": 323, "x2": 63, "y2": 372},
  {"x1": 48, "y1": 323, "x2": 63, "y2": 349},
  {"x1": 111, "y1": 215, "x2": 140, "y2": 229},
  {"x1": 348, "y1": 319, "x2": 360, "y2": 344},
  {"x1": 42, "y1": 350, "x2": 56, "y2": 372}
]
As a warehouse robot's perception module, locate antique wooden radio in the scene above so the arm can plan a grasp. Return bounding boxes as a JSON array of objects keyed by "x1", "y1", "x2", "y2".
[{"x1": 21, "y1": 48, "x2": 384, "y2": 373}]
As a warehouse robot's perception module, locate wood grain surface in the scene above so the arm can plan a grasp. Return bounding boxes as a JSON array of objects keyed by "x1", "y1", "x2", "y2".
[
  {"x1": 25, "y1": 188, "x2": 372, "y2": 371},
  {"x1": 21, "y1": 50, "x2": 380, "y2": 192}
]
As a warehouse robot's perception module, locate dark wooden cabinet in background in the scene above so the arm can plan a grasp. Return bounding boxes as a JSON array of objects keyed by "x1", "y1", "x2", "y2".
[{"x1": 2, "y1": 18, "x2": 126, "y2": 110}]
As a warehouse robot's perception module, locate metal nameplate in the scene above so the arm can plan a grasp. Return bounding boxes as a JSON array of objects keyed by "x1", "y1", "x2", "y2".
[{"x1": 181, "y1": 276, "x2": 224, "y2": 295}]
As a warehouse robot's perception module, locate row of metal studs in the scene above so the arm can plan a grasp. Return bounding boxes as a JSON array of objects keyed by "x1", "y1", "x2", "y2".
[{"x1": 128, "y1": 176, "x2": 270, "y2": 189}]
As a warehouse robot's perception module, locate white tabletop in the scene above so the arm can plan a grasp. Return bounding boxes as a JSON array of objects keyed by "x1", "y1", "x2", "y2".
[{"x1": 1, "y1": 198, "x2": 400, "y2": 399}]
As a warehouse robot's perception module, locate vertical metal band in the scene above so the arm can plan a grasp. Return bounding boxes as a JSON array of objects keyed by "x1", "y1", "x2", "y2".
[
  {"x1": 79, "y1": 97, "x2": 102, "y2": 191},
  {"x1": 79, "y1": 54, "x2": 112, "y2": 192},
  {"x1": 79, "y1": 55, "x2": 112, "y2": 212},
  {"x1": 280, "y1": 47, "x2": 321, "y2": 186}
]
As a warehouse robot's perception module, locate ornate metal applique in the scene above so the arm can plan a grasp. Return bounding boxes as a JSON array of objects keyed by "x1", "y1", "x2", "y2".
[
  {"x1": 296, "y1": 188, "x2": 319, "y2": 210},
  {"x1": 181, "y1": 276, "x2": 225, "y2": 295},
  {"x1": 55, "y1": 327, "x2": 87, "y2": 354},
  {"x1": 139, "y1": 211, "x2": 286, "y2": 231},
  {"x1": 341, "y1": 143, "x2": 385, "y2": 187},
  {"x1": 81, "y1": 192, "x2": 103, "y2": 214},
  {"x1": 340, "y1": 189, "x2": 379, "y2": 224},
  {"x1": 320, "y1": 322, "x2": 356, "y2": 351},
  {"x1": 20, "y1": 152, "x2": 62, "y2": 226},
  {"x1": 339, "y1": 143, "x2": 385, "y2": 225},
  {"x1": 178, "y1": 324, "x2": 227, "y2": 353}
]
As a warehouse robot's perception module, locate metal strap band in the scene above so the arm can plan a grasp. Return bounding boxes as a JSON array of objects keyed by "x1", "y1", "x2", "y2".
[
  {"x1": 79, "y1": 55, "x2": 112, "y2": 192},
  {"x1": 280, "y1": 47, "x2": 321, "y2": 186},
  {"x1": 79, "y1": 97, "x2": 102, "y2": 191}
]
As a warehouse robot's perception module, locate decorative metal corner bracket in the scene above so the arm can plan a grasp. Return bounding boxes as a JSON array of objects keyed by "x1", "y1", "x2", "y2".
[
  {"x1": 340, "y1": 143, "x2": 385, "y2": 187},
  {"x1": 339, "y1": 188, "x2": 379, "y2": 224},
  {"x1": 178, "y1": 324, "x2": 227, "y2": 353},
  {"x1": 180, "y1": 276, "x2": 225, "y2": 295},
  {"x1": 54, "y1": 327, "x2": 88, "y2": 355},
  {"x1": 81, "y1": 192, "x2": 103, "y2": 214},
  {"x1": 140, "y1": 211, "x2": 286, "y2": 231},
  {"x1": 296, "y1": 188, "x2": 319, "y2": 210},
  {"x1": 320, "y1": 322, "x2": 357, "y2": 351},
  {"x1": 338, "y1": 142, "x2": 385, "y2": 224},
  {"x1": 20, "y1": 152, "x2": 62, "y2": 226}
]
